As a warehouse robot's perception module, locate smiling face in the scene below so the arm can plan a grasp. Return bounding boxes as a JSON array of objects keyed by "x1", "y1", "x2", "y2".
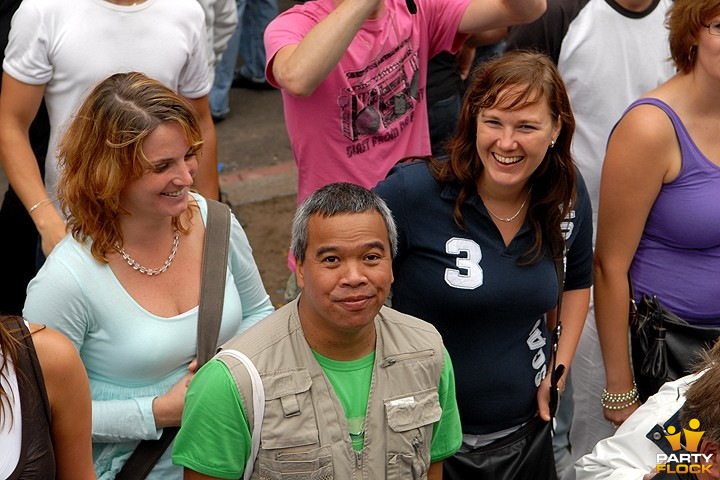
[
  {"x1": 475, "y1": 90, "x2": 561, "y2": 193},
  {"x1": 296, "y1": 211, "x2": 394, "y2": 341},
  {"x1": 119, "y1": 122, "x2": 197, "y2": 220}
]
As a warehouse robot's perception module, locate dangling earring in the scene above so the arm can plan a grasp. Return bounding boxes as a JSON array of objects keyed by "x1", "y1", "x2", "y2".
[
  {"x1": 688, "y1": 45, "x2": 697, "y2": 64},
  {"x1": 550, "y1": 139, "x2": 556, "y2": 148}
]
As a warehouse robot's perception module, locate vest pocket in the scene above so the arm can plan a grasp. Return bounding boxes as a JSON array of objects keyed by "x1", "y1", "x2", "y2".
[
  {"x1": 258, "y1": 445, "x2": 333, "y2": 479},
  {"x1": 384, "y1": 388, "x2": 442, "y2": 479},
  {"x1": 260, "y1": 369, "x2": 318, "y2": 449}
]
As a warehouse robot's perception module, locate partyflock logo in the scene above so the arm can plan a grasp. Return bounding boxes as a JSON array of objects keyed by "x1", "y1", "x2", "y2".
[{"x1": 656, "y1": 418, "x2": 712, "y2": 475}]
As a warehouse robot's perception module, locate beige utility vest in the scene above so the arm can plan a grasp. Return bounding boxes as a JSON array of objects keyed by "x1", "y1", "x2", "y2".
[{"x1": 218, "y1": 298, "x2": 446, "y2": 480}]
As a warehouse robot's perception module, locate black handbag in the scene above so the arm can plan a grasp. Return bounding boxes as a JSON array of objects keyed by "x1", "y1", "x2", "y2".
[
  {"x1": 630, "y1": 292, "x2": 720, "y2": 403},
  {"x1": 444, "y1": 417, "x2": 557, "y2": 480}
]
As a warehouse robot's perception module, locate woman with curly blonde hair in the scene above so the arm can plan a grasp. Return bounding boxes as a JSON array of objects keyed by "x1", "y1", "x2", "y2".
[{"x1": 23, "y1": 72, "x2": 274, "y2": 479}]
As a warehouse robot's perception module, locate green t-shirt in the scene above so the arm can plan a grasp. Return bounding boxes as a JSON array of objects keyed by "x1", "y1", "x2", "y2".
[
  {"x1": 311, "y1": 350, "x2": 375, "y2": 451},
  {"x1": 172, "y1": 349, "x2": 461, "y2": 479}
]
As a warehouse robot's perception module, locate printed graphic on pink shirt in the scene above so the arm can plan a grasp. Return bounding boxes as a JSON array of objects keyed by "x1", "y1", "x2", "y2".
[{"x1": 339, "y1": 35, "x2": 421, "y2": 157}]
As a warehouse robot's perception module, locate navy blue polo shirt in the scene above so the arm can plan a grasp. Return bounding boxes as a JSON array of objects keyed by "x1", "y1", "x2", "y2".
[{"x1": 373, "y1": 161, "x2": 593, "y2": 434}]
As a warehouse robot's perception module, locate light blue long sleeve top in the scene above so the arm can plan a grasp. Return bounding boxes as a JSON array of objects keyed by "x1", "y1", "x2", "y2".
[{"x1": 23, "y1": 193, "x2": 275, "y2": 479}]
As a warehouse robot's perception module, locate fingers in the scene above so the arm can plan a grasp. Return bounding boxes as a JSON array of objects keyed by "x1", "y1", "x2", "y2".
[
  {"x1": 536, "y1": 381, "x2": 552, "y2": 422},
  {"x1": 603, "y1": 401, "x2": 640, "y2": 429},
  {"x1": 187, "y1": 358, "x2": 198, "y2": 373}
]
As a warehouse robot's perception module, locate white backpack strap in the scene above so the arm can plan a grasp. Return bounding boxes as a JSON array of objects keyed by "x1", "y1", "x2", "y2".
[{"x1": 216, "y1": 349, "x2": 265, "y2": 480}]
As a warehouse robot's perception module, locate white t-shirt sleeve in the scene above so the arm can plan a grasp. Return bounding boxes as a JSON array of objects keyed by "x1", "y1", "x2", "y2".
[{"x1": 3, "y1": 0, "x2": 53, "y2": 85}]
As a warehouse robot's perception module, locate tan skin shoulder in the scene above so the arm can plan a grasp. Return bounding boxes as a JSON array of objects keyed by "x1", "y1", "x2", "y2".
[
  {"x1": 605, "y1": 100, "x2": 681, "y2": 185},
  {"x1": 30, "y1": 324, "x2": 96, "y2": 480},
  {"x1": 30, "y1": 324, "x2": 86, "y2": 402}
]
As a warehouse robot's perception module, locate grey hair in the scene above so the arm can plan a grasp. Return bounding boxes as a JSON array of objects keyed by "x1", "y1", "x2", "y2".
[{"x1": 291, "y1": 182, "x2": 398, "y2": 262}]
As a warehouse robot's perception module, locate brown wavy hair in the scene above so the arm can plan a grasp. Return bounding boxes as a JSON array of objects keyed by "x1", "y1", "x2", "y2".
[
  {"x1": 57, "y1": 72, "x2": 203, "y2": 263},
  {"x1": 667, "y1": 0, "x2": 720, "y2": 73},
  {"x1": 428, "y1": 50, "x2": 576, "y2": 263}
]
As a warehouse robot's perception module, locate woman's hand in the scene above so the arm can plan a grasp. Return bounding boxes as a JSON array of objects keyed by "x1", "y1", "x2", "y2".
[
  {"x1": 187, "y1": 358, "x2": 198, "y2": 374},
  {"x1": 152, "y1": 363, "x2": 197, "y2": 429},
  {"x1": 536, "y1": 371, "x2": 565, "y2": 422},
  {"x1": 602, "y1": 386, "x2": 640, "y2": 428}
]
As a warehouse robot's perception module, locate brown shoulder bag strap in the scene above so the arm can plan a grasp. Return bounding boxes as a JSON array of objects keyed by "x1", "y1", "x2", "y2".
[
  {"x1": 196, "y1": 199, "x2": 231, "y2": 366},
  {"x1": 116, "y1": 199, "x2": 231, "y2": 480}
]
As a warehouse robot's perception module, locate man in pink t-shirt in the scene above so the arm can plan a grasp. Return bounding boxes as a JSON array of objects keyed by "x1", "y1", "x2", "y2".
[{"x1": 266, "y1": 0, "x2": 546, "y2": 278}]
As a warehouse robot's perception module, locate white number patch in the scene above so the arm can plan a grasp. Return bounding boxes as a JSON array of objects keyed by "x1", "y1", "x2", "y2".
[{"x1": 444, "y1": 238, "x2": 483, "y2": 289}]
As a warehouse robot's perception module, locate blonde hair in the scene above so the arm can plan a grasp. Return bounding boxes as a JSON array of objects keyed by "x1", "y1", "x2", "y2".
[{"x1": 57, "y1": 72, "x2": 203, "y2": 262}]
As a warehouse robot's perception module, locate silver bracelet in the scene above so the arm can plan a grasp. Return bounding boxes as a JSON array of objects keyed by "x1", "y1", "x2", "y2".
[{"x1": 28, "y1": 198, "x2": 52, "y2": 214}]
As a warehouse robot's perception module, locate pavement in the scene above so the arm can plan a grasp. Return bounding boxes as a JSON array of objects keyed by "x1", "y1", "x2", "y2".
[
  {"x1": 215, "y1": 84, "x2": 297, "y2": 205},
  {"x1": 0, "y1": 78, "x2": 297, "y2": 206}
]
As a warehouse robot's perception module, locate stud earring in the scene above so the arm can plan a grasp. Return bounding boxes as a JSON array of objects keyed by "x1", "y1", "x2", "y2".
[{"x1": 550, "y1": 140, "x2": 556, "y2": 148}]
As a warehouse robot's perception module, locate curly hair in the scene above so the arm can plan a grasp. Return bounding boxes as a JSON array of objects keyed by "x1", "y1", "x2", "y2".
[
  {"x1": 667, "y1": 0, "x2": 720, "y2": 73},
  {"x1": 57, "y1": 72, "x2": 203, "y2": 263},
  {"x1": 427, "y1": 50, "x2": 576, "y2": 263}
]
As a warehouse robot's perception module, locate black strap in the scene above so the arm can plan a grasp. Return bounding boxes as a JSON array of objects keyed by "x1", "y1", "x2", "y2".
[
  {"x1": 2, "y1": 317, "x2": 52, "y2": 426},
  {"x1": 628, "y1": 273, "x2": 639, "y2": 326},
  {"x1": 116, "y1": 199, "x2": 231, "y2": 480},
  {"x1": 548, "y1": 253, "x2": 566, "y2": 423}
]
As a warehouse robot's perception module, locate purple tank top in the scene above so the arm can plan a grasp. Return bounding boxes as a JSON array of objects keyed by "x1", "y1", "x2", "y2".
[{"x1": 624, "y1": 98, "x2": 720, "y2": 325}]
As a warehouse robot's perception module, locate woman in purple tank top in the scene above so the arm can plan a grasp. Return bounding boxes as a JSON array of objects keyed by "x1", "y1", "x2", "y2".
[{"x1": 594, "y1": 0, "x2": 720, "y2": 429}]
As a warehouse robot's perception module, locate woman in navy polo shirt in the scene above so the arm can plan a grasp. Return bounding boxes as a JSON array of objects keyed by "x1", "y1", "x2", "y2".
[{"x1": 374, "y1": 50, "x2": 593, "y2": 479}]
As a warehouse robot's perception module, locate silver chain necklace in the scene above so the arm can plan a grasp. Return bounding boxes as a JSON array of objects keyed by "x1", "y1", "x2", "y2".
[
  {"x1": 484, "y1": 189, "x2": 532, "y2": 223},
  {"x1": 115, "y1": 227, "x2": 180, "y2": 276}
]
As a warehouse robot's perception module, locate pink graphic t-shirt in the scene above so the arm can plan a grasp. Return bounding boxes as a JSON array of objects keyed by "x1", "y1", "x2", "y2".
[{"x1": 265, "y1": 0, "x2": 469, "y2": 268}]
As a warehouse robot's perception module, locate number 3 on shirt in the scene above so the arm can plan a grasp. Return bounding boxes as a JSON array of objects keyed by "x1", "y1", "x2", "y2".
[{"x1": 444, "y1": 238, "x2": 483, "y2": 289}]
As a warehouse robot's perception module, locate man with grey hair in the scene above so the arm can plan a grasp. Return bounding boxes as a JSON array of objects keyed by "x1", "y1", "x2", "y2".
[{"x1": 173, "y1": 182, "x2": 462, "y2": 479}]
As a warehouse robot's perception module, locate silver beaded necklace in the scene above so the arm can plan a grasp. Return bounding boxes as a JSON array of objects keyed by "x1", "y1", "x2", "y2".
[
  {"x1": 115, "y1": 227, "x2": 180, "y2": 276},
  {"x1": 484, "y1": 189, "x2": 532, "y2": 223}
]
